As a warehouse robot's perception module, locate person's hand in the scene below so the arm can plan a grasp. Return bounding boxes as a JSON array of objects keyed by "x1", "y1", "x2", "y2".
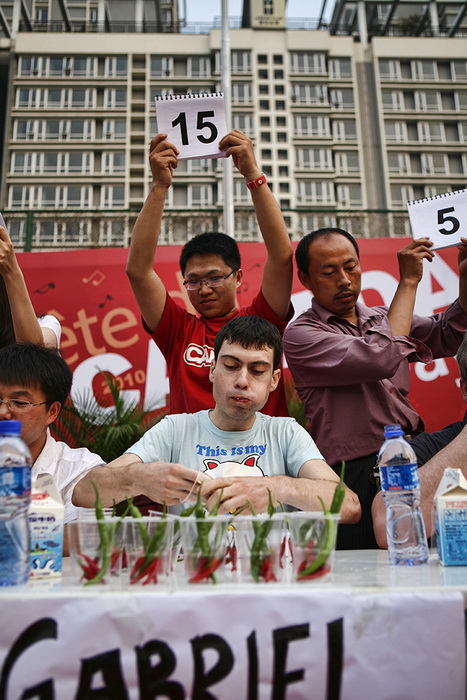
[
  {"x1": 457, "y1": 238, "x2": 467, "y2": 278},
  {"x1": 397, "y1": 237, "x2": 434, "y2": 284},
  {"x1": 148, "y1": 134, "x2": 179, "y2": 189},
  {"x1": 218, "y1": 130, "x2": 261, "y2": 182},
  {"x1": 0, "y1": 226, "x2": 19, "y2": 278},
  {"x1": 201, "y1": 476, "x2": 275, "y2": 514},
  {"x1": 142, "y1": 462, "x2": 203, "y2": 505}
]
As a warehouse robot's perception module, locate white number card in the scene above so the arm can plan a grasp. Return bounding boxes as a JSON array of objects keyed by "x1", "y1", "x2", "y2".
[
  {"x1": 155, "y1": 93, "x2": 227, "y2": 160},
  {"x1": 407, "y1": 189, "x2": 467, "y2": 250}
]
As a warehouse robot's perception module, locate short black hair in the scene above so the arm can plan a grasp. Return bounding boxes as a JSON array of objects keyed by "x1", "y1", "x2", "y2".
[
  {"x1": 0, "y1": 343, "x2": 72, "y2": 407},
  {"x1": 214, "y1": 316, "x2": 283, "y2": 370},
  {"x1": 456, "y1": 333, "x2": 467, "y2": 383},
  {"x1": 295, "y1": 227, "x2": 360, "y2": 275},
  {"x1": 179, "y1": 232, "x2": 241, "y2": 276}
]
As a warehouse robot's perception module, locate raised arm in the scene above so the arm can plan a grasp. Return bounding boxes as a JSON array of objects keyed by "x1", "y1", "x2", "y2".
[
  {"x1": 72, "y1": 452, "x2": 202, "y2": 508},
  {"x1": 219, "y1": 130, "x2": 293, "y2": 320},
  {"x1": 372, "y1": 424, "x2": 467, "y2": 547},
  {"x1": 0, "y1": 226, "x2": 43, "y2": 346},
  {"x1": 387, "y1": 237, "x2": 434, "y2": 336},
  {"x1": 457, "y1": 238, "x2": 467, "y2": 312},
  {"x1": 126, "y1": 134, "x2": 179, "y2": 333},
  {"x1": 201, "y1": 459, "x2": 361, "y2": 524}
]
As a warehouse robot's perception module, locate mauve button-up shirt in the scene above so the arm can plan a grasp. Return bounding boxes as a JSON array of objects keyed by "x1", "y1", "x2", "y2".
[{"x1": 283, "y1": 298, "x2": 467, "y2": 466}]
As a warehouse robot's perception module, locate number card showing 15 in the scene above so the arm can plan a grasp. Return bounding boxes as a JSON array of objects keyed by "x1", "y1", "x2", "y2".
[
  {"x1": 407, "y1": 189, "x2": 467, "y2": 250},
  {"x1": 155, "y1": 93, "x2": 227, "y2": 160}
]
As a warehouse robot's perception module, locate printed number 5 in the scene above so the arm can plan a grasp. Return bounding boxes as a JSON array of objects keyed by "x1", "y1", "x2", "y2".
[
  {"x1": 438, "y1": 206, "x2": 460, "y2": 236},
  {"x1": 197, "y1": 111, "x2": 218, "y2": 144}
]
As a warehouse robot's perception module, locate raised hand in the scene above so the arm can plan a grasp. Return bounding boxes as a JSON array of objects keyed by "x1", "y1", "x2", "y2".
[
  {"x1": 218, "y1": 130, "x2": 261, "y2": 182},
  {"x1": 397, "y1": 237, "x2": 434, "y2": 285},
  {"x1": 149, "y1": 134, "x2": 179, "y2": 189}
]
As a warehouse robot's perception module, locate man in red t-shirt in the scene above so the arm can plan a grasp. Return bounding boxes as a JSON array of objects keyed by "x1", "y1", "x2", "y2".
[{"x1": 126, "y1": 130, "x2": 294, "y2": 416}]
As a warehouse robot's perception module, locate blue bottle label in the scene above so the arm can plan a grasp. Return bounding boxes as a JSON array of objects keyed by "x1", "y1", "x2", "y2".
[
  {"x1": 0, "y1": 466, "x2": 31, "y2": 498},
  {"x1": 380, "y1": 462, "x2": 420, "y2": 491}
]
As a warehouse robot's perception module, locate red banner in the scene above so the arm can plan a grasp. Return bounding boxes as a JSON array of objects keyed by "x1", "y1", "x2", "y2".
[{"x1": 17, "y1": 239, "x2": 465, "y2": 433}]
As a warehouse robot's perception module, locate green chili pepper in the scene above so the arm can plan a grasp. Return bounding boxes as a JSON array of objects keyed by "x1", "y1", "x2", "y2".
[
  {"x1": 296, "y1": 466, "x2": 346, "y2": 580},
  {"x1": 84, "y1": 481, "x2": 111, "y2": 586},
  {"x1": 249, "y1": 489, "x2": 276, "y2": 582}
]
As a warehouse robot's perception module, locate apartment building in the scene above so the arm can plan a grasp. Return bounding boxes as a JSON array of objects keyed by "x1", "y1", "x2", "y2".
[{"x1": 0, "y1": 0, "x2": 466, "y2": 248}]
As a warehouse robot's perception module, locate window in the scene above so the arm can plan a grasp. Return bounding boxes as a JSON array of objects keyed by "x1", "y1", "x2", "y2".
[
  {"x1": 274, "y1": 70, "x2": 284, "y2": 80},
  {"x1": 11, "y1": 153, "x2": 34, "y2": 173},
  {"x1": 189, "y1": 57, "x2": 210, "y2": 78},
  {"x1": 330, "y1": 89, "x2": 354, "y2": 109},
  {"x1": 452, "y1": 61, "x2": 467, "y2": 80},
  {"x1": 259, "y1": 100, "x2": 270, "y2": 110},
  {"x1": 260, "y1": 116, "x2": 270, "y2": 126},
  {"x1": 421, "y1": 153, "x2": 448, "y2": 174},
  {"x1": 387, "y1": 153, "x2": 410, "y2": 174},
  {"x1": 391, "y1": 185, "x2": 414, "y2": 206},
  {"x1": 15, "y1": 120, "x2": 37, "y2": 140},
  {"x1": 295, "y1": 147, "x2": 332, "y2": 170},
  {"x1": 44, "y1": 153, "x2": 59, "y2": 172},
  {"x1": 336, "y1": 185, "x2": 362, "y2": 206},
  {"x1": 258, "y1": 69, "x2": 269, "y2": 80},
  {"x1": 412, "y1": 60, "x2": 437, "y2": 81},
  {"x1": 231, "y1": 51, "x2": 251, "y2": 73},
  {"x1": 382, "y1": 91, "x2": 404, "y2": 111},
  {"x1": 291, "y1": 84, "x2": 327, "y2": 104},
  {"x1": 329, "y1": 58, "x2": 352, "y2": 79},
  {"x1": 333, "y1": 120, "x2": 357, "y2": 141},
  {"x1": 276, "y1": 116, "x2": 286, "y2": 127},
  {"x1": 19, "y1": 56, "x2": 41, "y2": 76},
  {"x1": 232, "y1": 113, "x2": 254, "y2": 135},
  {"x1": 258, "y1": 55, "x2": 268, "y2": 65},
  {"x1": 290, "y1": 52, "x2": 326, "y2": 75},
  {"x1": 233, "y1": 180, "x2": 250, "y2": 204},
  {"x1": 415, "y1": 92, "x2": 440, "y2": 111},
  {"x1": 189, "y1": 185, "x2": 213, "y2": 207},
  {"x1": 275, "y1": 85, "x2": 285, "y2": 95},
  {"x1": 277, "y1": 149, "x2": 288, "y2": 159},
  {"x1": 278, "y1": 166, "x2": 288, "y2": 176},
  {"x1": 101, "y1": 186, "x2": 125, "y2": 208},
  {"x1": 232, "y1": 84, "x2": 253, "y2": 104},
  {"x1": 455, "y1": 92, "x2": 467, "y2": 111},
  {"x1": 151, "y1": 56, "x2": 172, "y2": 77},
  {"x1": 103, "y1": 119, "x2": 126, "y2": 139},
  {"x1": 273, "y1": 55, "x2": 283, "y2": 65},
  {"x1": 418, "y1": 122, "x2": 444, "y2": 142},
  {"x1": 105, "y1": 56, "x2": 128, "y2": 77},
  {"x1": 261, "y1": 132, "x2": 271, "y2": 142},
  {"x1": 104, "y1": 89, "x2": 127, "y2": 108},
  {"x1": 102, "y1": 152, "x2": 125, "y2": 173},
  {"x1": 275, "y1": 101, "x2": 286, "y2": 110},
  {"x1": 335, "y1": 151, "x2": 360, "y2": 173},
  {"x1": 293, "y1": 115, "x2": 330, "y2": 137},
  {"x1": 259, "y1": 84, "x2": 269, "y2": 95},
  {"x1": 296, "y1": 181, "x2": 333, "y2": 204},
  {"x1": 379, "y1": 59, "x2": 401, "y2": 80},
  {"x1": 17, "y1": 89, "x2": 37, "y2": 108},
  {"x1": 384, "y1": 121, "x2": 408, "y2": 142}
]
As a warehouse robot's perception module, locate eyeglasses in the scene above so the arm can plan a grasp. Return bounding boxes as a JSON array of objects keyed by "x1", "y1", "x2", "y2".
[
  {"x1": 183, "y1": 269, "x2": 238, "y2": 291},
  {"x1": 0, "y1": 399, "x2": 47, "y2": 413}
]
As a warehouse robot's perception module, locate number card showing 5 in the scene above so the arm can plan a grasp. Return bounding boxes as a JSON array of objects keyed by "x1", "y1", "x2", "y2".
[
  {"x1": 155, "y1": 93, "x2": 227, "y2": 160},
  {"x1": 407, "y1": 188, "x2": 467, "y2": 250}
]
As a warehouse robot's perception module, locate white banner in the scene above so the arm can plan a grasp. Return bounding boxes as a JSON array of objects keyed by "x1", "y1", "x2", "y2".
[{"x1": 0, "y1": 590, "x2": 464, "y2": 699}]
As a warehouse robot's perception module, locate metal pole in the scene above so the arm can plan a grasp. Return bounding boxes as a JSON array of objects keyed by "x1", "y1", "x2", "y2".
[{"x1": 221, "y1": 0, "x2": 234, "y2": 237}]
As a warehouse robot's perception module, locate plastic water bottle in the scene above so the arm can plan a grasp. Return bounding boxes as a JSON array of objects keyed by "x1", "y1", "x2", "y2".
[
  {"x1": 378, "y1": 424, "x2": 428, "y2": 565},
  {"x1": 0, "y1": 420, "x2": 32, "y2": 585}
]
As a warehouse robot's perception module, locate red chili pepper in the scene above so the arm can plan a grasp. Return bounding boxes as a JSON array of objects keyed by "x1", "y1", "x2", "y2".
[
  {"x1": 296, "y1": 562, "x2": 330, "y2": 580},
  {"x1": 78, "y1": 552, "x2": 100, "y2": 581},
  {"x1": 189, "y1": 556, "x2": 221, "y2": 583},
  {"x1": 279, "y1": 535, "x2": 287, "y2": 568},
  {"x1": 130, "y1": 556, "x2": 162, "y2": 585},
  {"x1": 259, "y1": 555, "x2": 277, "y2": 583},
  {"x1": 225, "y1": 544, "x2": 237, "y2": 571}
]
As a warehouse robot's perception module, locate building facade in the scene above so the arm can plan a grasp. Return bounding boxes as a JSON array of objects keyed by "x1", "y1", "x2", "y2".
[{"x1": 0, "y1": 0, "x2": 466, "y2": 249}]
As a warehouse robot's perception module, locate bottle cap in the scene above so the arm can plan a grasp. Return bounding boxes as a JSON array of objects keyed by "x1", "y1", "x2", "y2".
[
  {"x1": 383, "y1": 424, "x2": 403, "y2": 439},
  {"x1": 0, "y1": 420, "x2": 22, "y2": 436}
]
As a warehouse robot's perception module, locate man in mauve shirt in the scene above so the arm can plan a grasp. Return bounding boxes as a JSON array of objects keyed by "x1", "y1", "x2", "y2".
[
  {"x1": 126, "y1": 130, "x2": 293, "y2": 417},
  {"x1": 283, "y1": 227, "x2": 467, "y2": 549}
]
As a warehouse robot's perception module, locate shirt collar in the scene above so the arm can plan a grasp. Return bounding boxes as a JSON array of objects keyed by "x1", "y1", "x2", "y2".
[{"x1": 311, "y1": 297, "x2": 382, "y2": 325}]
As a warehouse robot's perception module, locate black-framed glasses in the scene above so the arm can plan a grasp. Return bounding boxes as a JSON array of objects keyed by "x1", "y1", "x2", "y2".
[
  {"x1": 0, "y1": 399, "x2": 47, "y2": 412},
  {"x1": 182, "y1": 269, "x2": 238, "y2": 291}
]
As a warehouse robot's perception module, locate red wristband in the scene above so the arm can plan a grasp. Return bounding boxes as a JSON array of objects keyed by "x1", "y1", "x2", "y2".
[{"x1": 246, "y1": 173, "x2": 267, "y2": 190}]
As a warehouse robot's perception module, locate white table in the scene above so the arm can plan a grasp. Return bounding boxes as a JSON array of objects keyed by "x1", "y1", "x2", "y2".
[{"x1": 0, "y1": 550, "x2": 465, "y2": 700}]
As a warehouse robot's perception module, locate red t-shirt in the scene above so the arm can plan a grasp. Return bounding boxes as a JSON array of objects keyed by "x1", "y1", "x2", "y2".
[{"x1": 148, "y1": 289, "x2": 292, "y2": 416}]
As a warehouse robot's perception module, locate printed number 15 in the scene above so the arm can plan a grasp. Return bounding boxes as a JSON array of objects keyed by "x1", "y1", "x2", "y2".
[
  {"x1": 172, "y1": 110, "x2": 218, "y2": 146},
  {"x1": 438, "y1": 206, "x2": 460, "y2": 236}
]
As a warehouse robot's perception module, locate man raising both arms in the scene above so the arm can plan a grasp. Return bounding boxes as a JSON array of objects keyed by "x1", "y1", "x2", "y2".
[{"x1": 126, "y1": 130, "x2": 294, "y2": 416}]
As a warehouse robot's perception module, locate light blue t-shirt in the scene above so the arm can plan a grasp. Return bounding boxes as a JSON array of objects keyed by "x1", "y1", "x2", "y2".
[{"x1": 126, "y1": 410, "x2": 323, "y2": 478}]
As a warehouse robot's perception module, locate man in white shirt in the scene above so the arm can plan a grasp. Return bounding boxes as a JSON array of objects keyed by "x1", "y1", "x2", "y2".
[{"x1": 0, "y1": 343, "x2": 103, "y2": 522}]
